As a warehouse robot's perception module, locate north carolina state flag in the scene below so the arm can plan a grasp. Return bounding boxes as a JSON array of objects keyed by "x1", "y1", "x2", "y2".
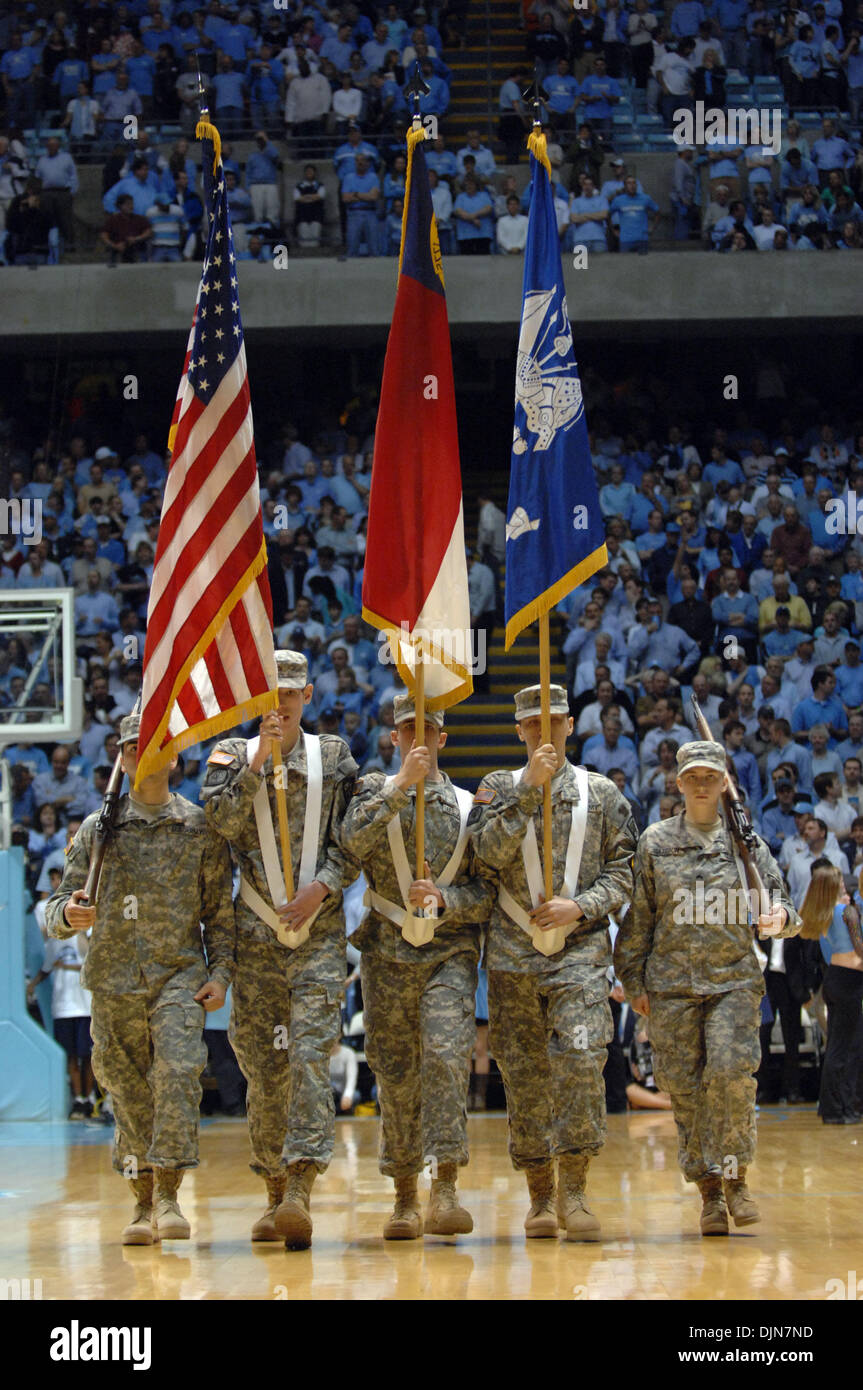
[{"x1": 362, "y1": 128, "x2": 472, "y2": 710}]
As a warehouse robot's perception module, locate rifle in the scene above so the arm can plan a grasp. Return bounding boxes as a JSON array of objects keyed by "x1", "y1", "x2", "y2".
[
  {"x1": 690, "y1": 693, "x2": 771, "y2": 924},
  {"x1": 81, "y1": 695, "x2": 141, "y2": 907}
]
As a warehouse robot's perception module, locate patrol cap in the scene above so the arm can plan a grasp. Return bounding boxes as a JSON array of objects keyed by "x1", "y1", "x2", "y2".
[
  {"x1": 514, "y1": 684, "x2": 569, "y2": 722},
  {"x1": 393, "y1": 691, "x2": 444, "y2": 728},
  {"x1": 118, "y1": 713, "x2": 141, "y2": 746},
  {"x1": 274, "y1": 649, "x2": 308, "y2": 689},
  {"x1": 676, "y1": 741, "x2": 727, "y2": 775}
]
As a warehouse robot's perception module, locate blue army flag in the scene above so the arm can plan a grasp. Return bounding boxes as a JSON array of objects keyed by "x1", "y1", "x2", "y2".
[{"x1": 504, "y1": 129, "x2": 607, "y2": 649}]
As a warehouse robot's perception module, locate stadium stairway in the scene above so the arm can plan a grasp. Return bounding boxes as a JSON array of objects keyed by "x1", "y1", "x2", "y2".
[{"x1": 446, "y1": 0, "x2": 527, "y2": 149}]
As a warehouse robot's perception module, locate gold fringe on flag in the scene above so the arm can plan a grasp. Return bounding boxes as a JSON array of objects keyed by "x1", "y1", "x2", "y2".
[
  {"x1": 195, "y1": 117, "x2": 222, "y2": 174},
  {"x1": 527, "y1": 126, "x2": 552, "y2": 179},
  {"x1": 398, "y1": 122, "x2": 431, "y2": 278}
]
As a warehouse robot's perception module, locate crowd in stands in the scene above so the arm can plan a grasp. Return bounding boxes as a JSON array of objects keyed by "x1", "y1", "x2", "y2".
[
  {"x1": 1, "y1": 2, "x2": 861, "y2": 261},
  {"x1": 519, "y1": 0, "x2": 863, "y2": 120}
]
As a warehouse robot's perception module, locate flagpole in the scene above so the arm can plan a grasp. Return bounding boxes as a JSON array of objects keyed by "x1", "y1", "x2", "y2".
[
  {"x1": 523, "y1": 75, "x2": 555, "y2": 904},
  {"x1": 414, "y1": 644, "x2": 425, "y2": 882},
  {"x1": 272, "y1": 741, "x2": 295, "y2": 902},
  {"x1": 539, "y1": 613, "x2": 554, "y2": 902},
  {"x1": 405, "y1": 64, "x2": 431, "y2": 894}
]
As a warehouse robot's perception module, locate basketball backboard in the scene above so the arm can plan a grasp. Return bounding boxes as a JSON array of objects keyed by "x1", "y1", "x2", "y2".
[{"x1": 0, "y1": 589, "x2": 84, "y2": 848}]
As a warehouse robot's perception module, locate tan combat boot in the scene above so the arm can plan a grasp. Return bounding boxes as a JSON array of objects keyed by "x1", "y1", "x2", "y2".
[
  {"x1": 557, "y1": 1154, "x2": 602, "y2": 1242},
  {"x1": 425, "y1": 1162, "x2": 473, "y2": 1236},
  {"x1": 523, "y1": 1161, "x2": 558, "y2": 1238},
  {"x1": 724, "y1": 1168, "x2": 761, "y2": 1227},
  {"x1": 383, "y1": 1174, "x2": 423, "y2": 1240},
  {"x1": 122, "y1": 1172, "x2": 157, "y2": 1246},
  {"x1": 251, "y1": 1173, "x2": 286, "y2": 1242},
  {"x1": 697, "y1": 1175, "x2": 729, "y2": 1236},
  {"x1": 153, "y1": 1168, "x2": 191, "y2": 1240},
  {"x1": 274, "y1": 1161, "x2": 316, "y2": 1250}
]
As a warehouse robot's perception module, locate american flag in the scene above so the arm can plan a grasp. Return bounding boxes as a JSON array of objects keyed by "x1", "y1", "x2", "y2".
[{"x1": 135, "y1": 139, "x2": 277, "y2": 785}]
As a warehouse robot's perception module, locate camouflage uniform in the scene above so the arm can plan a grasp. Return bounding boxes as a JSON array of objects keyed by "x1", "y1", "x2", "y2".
[
  {"x1": 45, "y1": 795, "x2": 235, "y2": 1175},
  {"x1": 470, "y1": 762, "x2": 636, "y2": 1169},
  {"x1": 200, "y1": 732, "x2": 357, "y2": 1176},
  {"x1": 340, "y1": 771, "x2": 489, "y2": 1177},
  {"x1": 615, "y1": 810, "x2": 800, "y2": 1183}
]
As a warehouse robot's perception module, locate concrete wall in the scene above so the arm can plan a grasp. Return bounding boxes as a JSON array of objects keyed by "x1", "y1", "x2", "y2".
[{"x1": 2, "y1": 251, "x2": 860, "y2": 346}]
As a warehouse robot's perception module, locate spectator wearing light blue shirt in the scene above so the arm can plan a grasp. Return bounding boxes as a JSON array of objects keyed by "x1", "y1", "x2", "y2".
[
  {"x1": 341, "y1": 154, "x2": 380, "y2": 257},
  {"x1": 781, "y1": 149, "x2": 819, "y2": 215},
  {"x1": 125, "y1": 42, "x2": 156, "y2": 107},
  {"x1": 582, "y1": 714, "x2": 641, "y2": 788},
  {"x1": 426, "y1": 137, "x2": 458, "y2": 181},
  {"x1": 626, "y1": 597, "x2": 701, "y2": 675},
  {"x1": 712, "y1": 568, "x2": 760, "y2": 655},
  {"x1": 456, "y1": 131, "x2": 497, "y2": 179},
  {"x1": 362, "y1": 23, "x2": 391, "y2": 72},
  {"x1": 843, "y1": 33, "x2": 863, "y2": 125},
  {"x1": 789, "y1": 28, "x2": 823, "y2": 107},
  {"x1": 245, "y1": 134, "x2": 281, "y2": 223},
  {"x1": 609, "y1": 177, "x2": 659, "y2": 253},
  {"x1": 764, "y1": 609, "x2": 805, "y2": 659},
  {"x1": 35, "y1": 137, "x2": 78, "y2": 249},
  {"x1": 75, "y1": 571, "x2": 120, "y2": 637},
  {"x1": 247, "y1": 46, "x2": 284, "y2": 129},
  {"x1": 808, "y1": 493, "x2": 846, "y2": 556},
  {"x1": 835, "y1": 643, "x2": 863, "y2": 710},
  {"x1": 792, "y1": 667, "x2": 849, "y2": 740},
  {"x1": 703, "y1": 445, "x2": 745, "y2": 489},
  {"x1": 543, "y1": 60, "x2": 579, "y2": 134},
  {"x1": 715, "y1": 0, "x2": 749, "y2": 66},
  {"x1": 99, "y1": 73, "x2": 143, "y2": 145},
  {"x1": 218, "y1": 17, "x2": 256, "y2": 68},
  {"x1": 761, "y1": 783, "x2": 801, "y2": 855},
  {"x1": 0, "y1": 33, "x2": 40, "y2": 128},
  {"x1": 419, "y1": 65, "x2": 450, "y2": 118},
  {"x1": 53, "y1": 53, "x2": 89, "y2": 104},
  {"x1": 600, "y1": 463, "x2": 636, "y2": 518},
  {"x1": 319, "y1": 23, "x2": 356, "y2": 73},
  {"x1": 212, "y1": 57, "x2": 246, "y2": 135},
  {"x1": 453, "y1": 175, "x2": 494, "y2": 253},
  {"x1": 726, "y1": 719, "x2": 762, "y2": 808},
  {"x1": 566, "y1": 176, "x2": 608, "y2": 252},
  {"x1": 671, "y1": 0, "x2": 706, "y2": 38},
  {"x1": 16, "y1": 551, "x2": 65, "y2": 589},
  {"x1": 810, "y1": 119, "x2": 855, "y2": 181},
  {"x1": 334, "y1": 132, "x2": 379, "y2": 181},
  {"x1": 578, "y1": 57, "x2": 621, "y2": 141}
]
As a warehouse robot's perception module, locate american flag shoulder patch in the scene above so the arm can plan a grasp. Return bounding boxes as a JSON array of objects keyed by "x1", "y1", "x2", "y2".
[
  {"x1": 208, "y1": 750, "x2": 237, "y2": 767},
  {"x1": 473, "y1": 787, "x2": 496, "y2": 804}
]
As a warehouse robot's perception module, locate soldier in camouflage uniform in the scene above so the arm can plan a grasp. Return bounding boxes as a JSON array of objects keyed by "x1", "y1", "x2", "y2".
[
  {"x1": 615, "y1": 741, "x2": 800, "y2": 1236},
  {"x1": 45, "y1": 713, "x2": 235, "y2": 1245},
  {"x1": 470, "y1": 684, "x2": 637, "y2": 1241},
  {"x1": 200, "y1": 650, "x2": 357, "y2": 1250},
  {"x1": 340, "y1": 692, "x2": 491, "y2": 1240}
]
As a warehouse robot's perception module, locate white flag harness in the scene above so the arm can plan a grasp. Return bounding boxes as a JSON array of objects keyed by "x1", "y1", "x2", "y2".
[
  {"x1": 239, "y1": 732, "x2": 324, "y2": 950},
  {"x1": 498, "y1": 764, "x2": 590, "y2": 957},
  {"x1": 363, "y1": 777, "x2": 474, "y2": 947}
]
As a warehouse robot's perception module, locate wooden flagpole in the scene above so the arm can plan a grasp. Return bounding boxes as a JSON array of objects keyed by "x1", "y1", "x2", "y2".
[
  {"x1": 415, "y1": 645, "x2": 425, "y2": 881},
  {"x1": 538, "y1": 612, "x2": 554, "y2": 901},
  {"x1": 271, "y1": 738, "x2": 295, "y2": 902}
]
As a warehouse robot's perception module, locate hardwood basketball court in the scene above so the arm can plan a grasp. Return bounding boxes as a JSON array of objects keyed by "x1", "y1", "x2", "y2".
[{"x1": 2, "y1": 1106, "x2": 860, "y2": 1302}]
